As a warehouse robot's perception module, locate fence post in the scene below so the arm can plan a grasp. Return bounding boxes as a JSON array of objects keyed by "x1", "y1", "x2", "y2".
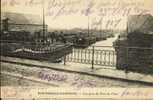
[
  {"x1": 92, "y1": 46, "x2": 95, "y2": 69},
  {"x1": 64, "y1": 55, "x2": 66, "y2": 65},
  {"x1": 125, "y1": 47, "x2": 129, "y2": 73}
]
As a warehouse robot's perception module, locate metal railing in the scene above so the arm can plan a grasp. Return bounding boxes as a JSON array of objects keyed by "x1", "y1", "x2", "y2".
[
  {"x1": 64, "y1": 46, "x2": 153, "y2": 71},
  {"x1": 65, "y1": 46, "x2": 116, "y2": 69}
]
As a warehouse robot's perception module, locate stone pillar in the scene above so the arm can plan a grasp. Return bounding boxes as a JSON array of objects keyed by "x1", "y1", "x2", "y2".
[{"x1": 114, "y1": 39, "x2": 128, "y2": 70}]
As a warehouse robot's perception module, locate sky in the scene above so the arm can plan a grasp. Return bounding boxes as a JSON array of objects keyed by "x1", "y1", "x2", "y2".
[{"x1": 2, "y1": 0, "x2": 153, "y2": 30}]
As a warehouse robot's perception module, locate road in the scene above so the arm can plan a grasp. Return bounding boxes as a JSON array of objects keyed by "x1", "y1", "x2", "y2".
[{"x1": 1, "y1": 61, "x2": 152, "y2": 88}]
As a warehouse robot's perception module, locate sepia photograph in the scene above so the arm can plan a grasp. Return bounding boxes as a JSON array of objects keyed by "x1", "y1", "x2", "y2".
[{"x1": 1, "y1": 0, "x2": 153, "y2": 99}]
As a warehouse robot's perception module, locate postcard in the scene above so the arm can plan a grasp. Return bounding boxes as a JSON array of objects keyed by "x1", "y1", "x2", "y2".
[{"x1": 1, "y1": 0, "x2": 153, "y2": 99}]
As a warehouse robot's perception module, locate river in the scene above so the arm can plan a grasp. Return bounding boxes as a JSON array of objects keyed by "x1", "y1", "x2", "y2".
[{"x1": 88, "y1": 33, "x2": 120, "y2": 50}]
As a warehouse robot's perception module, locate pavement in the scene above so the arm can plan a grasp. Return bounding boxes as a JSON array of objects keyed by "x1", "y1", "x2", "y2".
[{"x1": 1, "y1": 56, "x2": 153, "y2": 85}]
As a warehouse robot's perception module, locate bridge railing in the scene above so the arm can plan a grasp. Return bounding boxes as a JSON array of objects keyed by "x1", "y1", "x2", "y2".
[
  {"x1": 65, "y1": 46, "x2": 116, "y2": 69},
  {"x1": 65, "y1": 46, "x2": 153, "y2": 70}
]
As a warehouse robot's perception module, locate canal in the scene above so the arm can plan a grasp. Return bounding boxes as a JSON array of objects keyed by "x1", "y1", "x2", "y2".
[{"x1": 89, "y1": 33, "x2": 120, "y2": 49}]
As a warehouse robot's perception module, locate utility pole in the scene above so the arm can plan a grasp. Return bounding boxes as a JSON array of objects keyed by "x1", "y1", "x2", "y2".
[
  {"x1": 127, "y1": 17, "x2": 129, "y2": 34},
  {"x1": 100, "y1": 18, "x2": 102, "y2": 38},
  {"x1": 42, "y1": 0, "x2": 45, "y2": 40},
  {"x1": 88, "y1": 15, "x2": 90, "y2": 37}
]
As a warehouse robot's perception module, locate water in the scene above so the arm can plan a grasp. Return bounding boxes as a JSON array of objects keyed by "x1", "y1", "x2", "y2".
[{"x1": 88, "y1": 33, "x2": 119, "y2": 50}]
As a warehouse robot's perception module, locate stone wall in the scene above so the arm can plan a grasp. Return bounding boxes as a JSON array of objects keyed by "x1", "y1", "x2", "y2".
[
  {"x1": 114, "y1": 31, "x2": 153, "y2": 74},
  {"x1": 114, "y1": 14, "x2": 153, "y2": 74},
  {"x1": 127, "y1": 31, "x2": 153, "y2": 73}
]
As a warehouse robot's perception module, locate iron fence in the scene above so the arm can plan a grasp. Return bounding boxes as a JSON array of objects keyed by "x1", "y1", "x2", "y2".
[
  {"x1": 65, "y1": 46, "x2": 116, "y2": 68},
  {"x1": 65, "y1": 46, "x2": 153, "y2": 70}
]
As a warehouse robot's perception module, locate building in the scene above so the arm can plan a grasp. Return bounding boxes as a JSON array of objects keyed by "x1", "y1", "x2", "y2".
[
  {"x1": 1, "y1": 12, "x2": 47, "y2": 35},
  {"x1": 127, "y1": 14, "x2": 153, "y2": 33},
  {"x1": 114, "y1": 14, "x2": 153, "y2": 73},
  {"x1": 1, "y1": 12, "x2": 73, "y2": 62}
]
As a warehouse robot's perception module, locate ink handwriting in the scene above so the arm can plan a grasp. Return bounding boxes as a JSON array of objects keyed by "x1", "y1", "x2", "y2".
[
  {"x1": 2, "y1": 0, "x2": 150, "y2": 18},
  {"x1": 38, "y1": 71, "x2": 67, "y2": 82},
  {"x1": 120, "y1": 88, "x2": 150, "y2": 97}
]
